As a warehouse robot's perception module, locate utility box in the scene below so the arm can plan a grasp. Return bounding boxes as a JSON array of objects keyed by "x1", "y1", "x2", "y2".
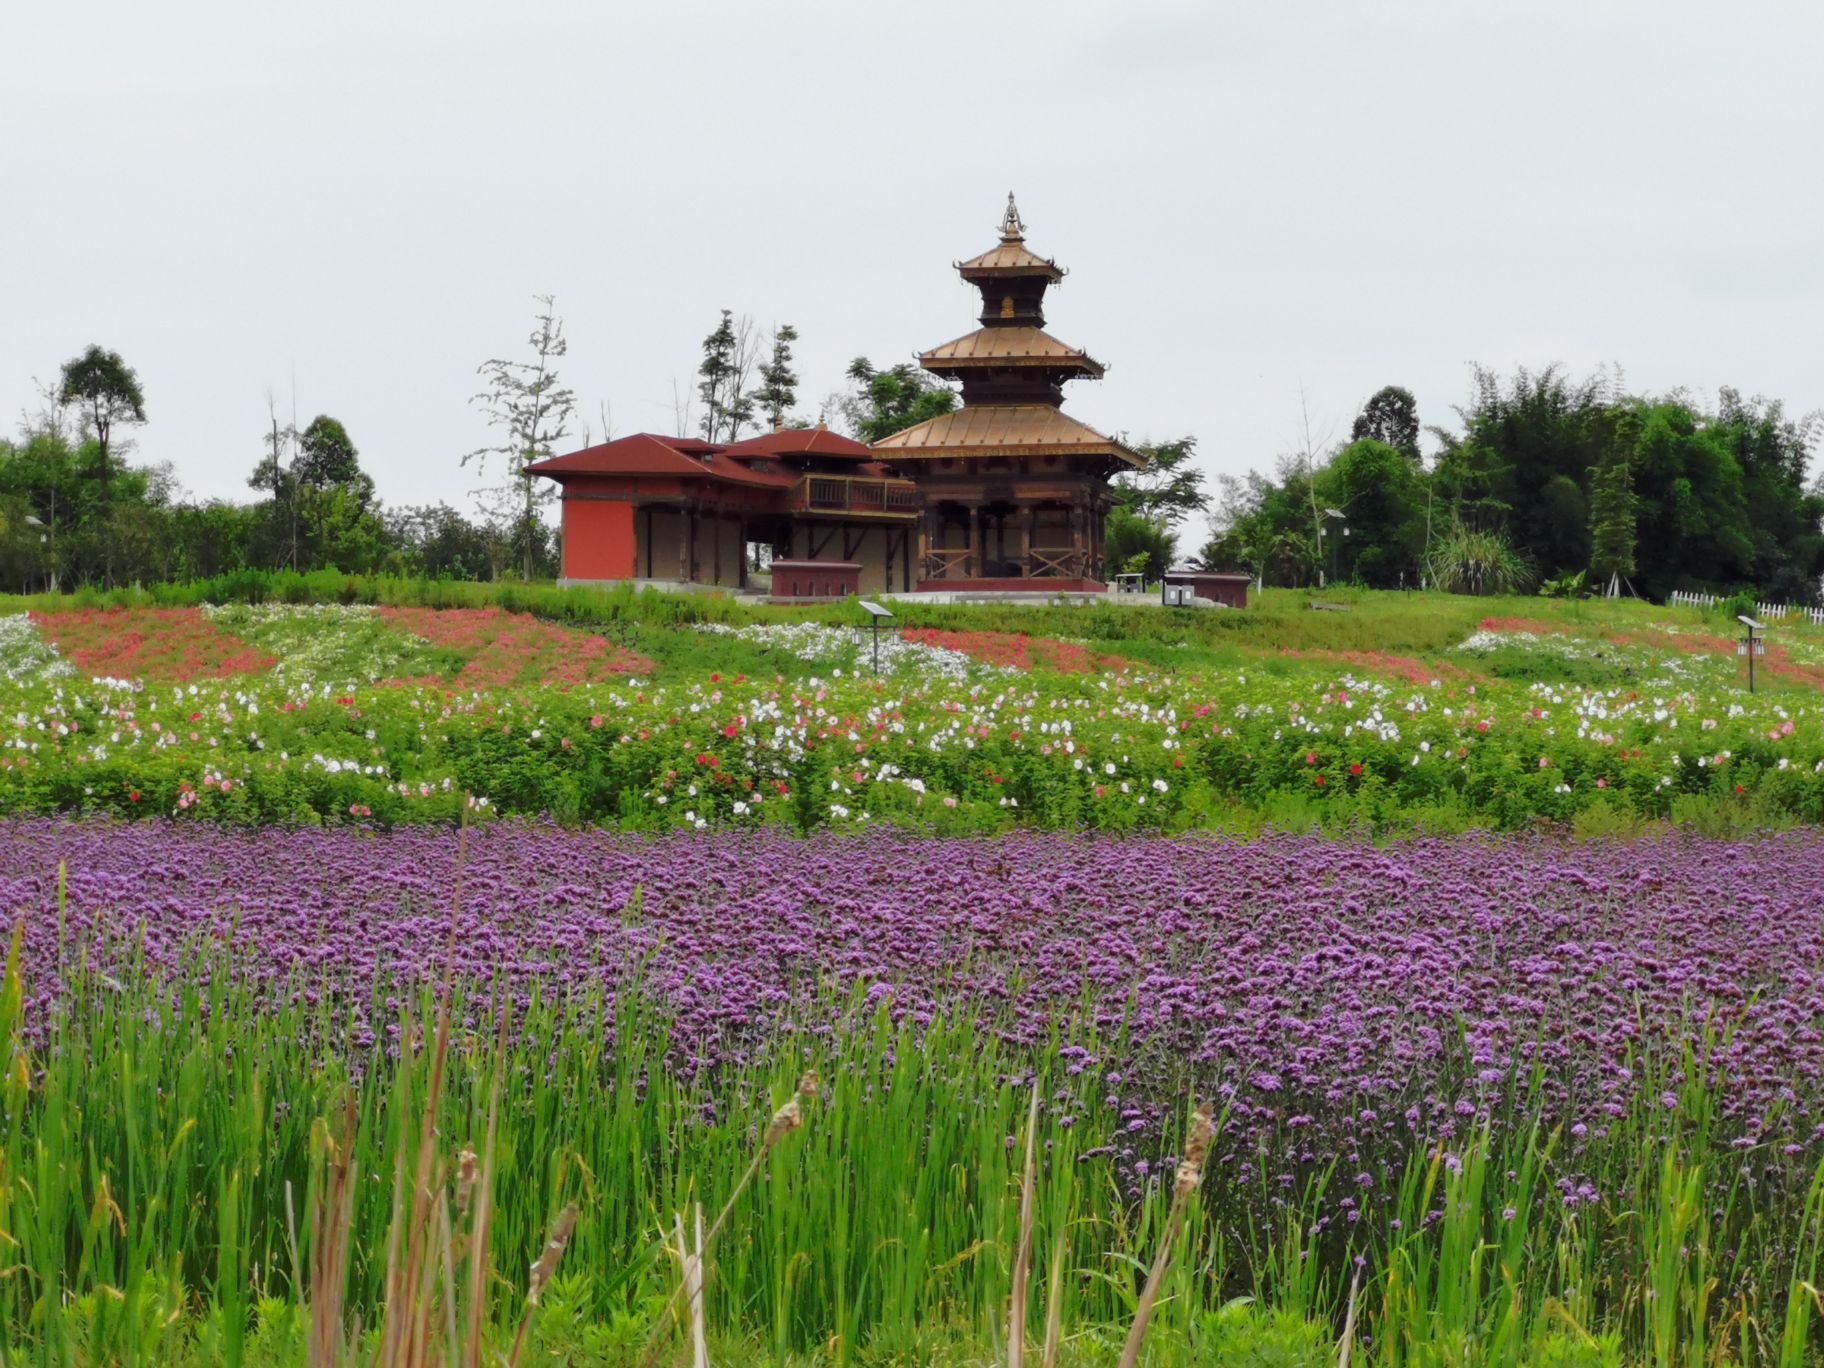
[{"x1": 769, "y1": 560, "x2": 862, "y2": 601}]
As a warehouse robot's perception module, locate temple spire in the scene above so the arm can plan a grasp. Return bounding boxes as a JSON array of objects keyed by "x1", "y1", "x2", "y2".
[{"x1": 998, "y1": 191, "x2": 1025, "y2": 242}]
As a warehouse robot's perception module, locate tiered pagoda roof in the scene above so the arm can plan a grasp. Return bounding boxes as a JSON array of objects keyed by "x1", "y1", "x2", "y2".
[{"x1": 872, "y1": 194, "x2": 1140, "y2": 469}]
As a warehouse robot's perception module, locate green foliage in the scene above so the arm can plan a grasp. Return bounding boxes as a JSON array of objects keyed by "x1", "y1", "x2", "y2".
[
  {"x1": 840, "y1": 357, "x2": 957, "y2": 442},
  {"x1": 294, "y1": 414, "x2": 366, "y2": 493},
  {"x1": 1105, "y1": 505, "x2": 1177, "y2": 582},
  {"x1": 697, "y1": 308, "x2": 755, "y2": 442},
  {"x1": 58, "y1": 343, "x2": 146, "y2": 461},
  {"x1": 1111, "y1": 436, "x2": 1209, "y2": 527},
  {"x1": 1586, "y1": 452, "x2": 1636, "y2": 586},
  {"x1": 751, "y1": 322, "x2": 800, "y2": 429},
  {"x1": 1227, "y1": 366, "x2": 1821, "y2": 605},
  {"x1": 1349, "y1": 384, "x2": 1421, "y2": 463},
  {"x1": 1192, "y1": 1301, "x2": 1332, "y2": 1367},
  {"x1": 1423, "y1": 522, "x2": 1534, "y2": 596},
  {"x1": 1316, "y1": 439, "x2": 1426, "y2": 587}
]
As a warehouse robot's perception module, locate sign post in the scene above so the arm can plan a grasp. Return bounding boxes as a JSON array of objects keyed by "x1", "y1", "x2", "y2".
[{"x1": 858, "y1": 600, "x2": 894, "y2": 675}]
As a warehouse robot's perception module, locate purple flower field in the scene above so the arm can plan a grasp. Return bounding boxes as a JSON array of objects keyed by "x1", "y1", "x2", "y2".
[{"x1": 3, "y1": 819, "x2": 1822, "y2": 1168}]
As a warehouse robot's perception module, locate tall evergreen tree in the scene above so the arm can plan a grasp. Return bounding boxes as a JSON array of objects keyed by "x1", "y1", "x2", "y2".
[
  {"x1": 1587, "y1": 453, "x2": 1637, "y2": 591},
  {"x1": 751, "y1": 324, "x2": 800, "y2": 429},
  {"x1": 697, "y1": 310, "x2": 756, "y2": 442}
]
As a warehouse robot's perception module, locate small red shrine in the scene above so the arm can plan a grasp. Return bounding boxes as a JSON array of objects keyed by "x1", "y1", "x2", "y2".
[{"x1": 529, "y1": 196, "x2": 1139, "y2": 595}]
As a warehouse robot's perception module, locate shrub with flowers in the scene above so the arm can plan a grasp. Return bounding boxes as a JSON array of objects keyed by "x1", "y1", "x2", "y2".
[{"x1": 3, "y1": 604, "x2": 1824, "y2": 830}]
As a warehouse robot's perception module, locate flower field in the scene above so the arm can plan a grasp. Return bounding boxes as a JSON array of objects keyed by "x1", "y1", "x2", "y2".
[
  {"x1": 3, "y1": 603, "x2": 1824, "y2": 833},
  {"x1": 3, "y1": 817, "x2": 1823, "y2": 1362},
  {"x1": 9, "y1": 820, "x2": 1824, "y2": 1162},
  {"x1": 5, "y1": 589, "x2": 1824, "y2": 1364}
]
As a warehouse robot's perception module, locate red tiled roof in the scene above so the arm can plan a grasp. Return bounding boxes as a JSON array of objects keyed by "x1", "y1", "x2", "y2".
[
  {"x1": 527, "y1": 433, "x2": 796, "y2": 488},
  {"x1": 720, "y1": 427, "x2": 873, "y2": 461}
]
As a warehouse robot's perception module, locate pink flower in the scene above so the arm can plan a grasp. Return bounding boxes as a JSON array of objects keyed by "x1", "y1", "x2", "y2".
[
  {"x1": 1596, "y1": 777, "x2": 1607, "y2": 789},
  {"x1": 1539, "y1": 757, "x2": 1550, "y2": 769}
]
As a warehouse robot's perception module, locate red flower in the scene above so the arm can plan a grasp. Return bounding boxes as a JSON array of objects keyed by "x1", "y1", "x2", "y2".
[
  {"x1": 723, "y1": 724, "x2": 739, "y2": 737},
  {"x1": 710, "y1": 672, "x2": 720, "y2": 683},
  {"x1": 1349, "y1": 763, "x2": 1363, "y2": 776},
  {"x1": 128, "y1": 790, "x2": 139, "y2": 802},
  {"x1": 1305, "y1": 751, "x2": 1317, "y2": 765},
  {"x1": 1314, "y1": 774, "x2": 1326, "y2": 786}
]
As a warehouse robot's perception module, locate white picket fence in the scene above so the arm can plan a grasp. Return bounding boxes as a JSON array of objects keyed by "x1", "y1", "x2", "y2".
[{"x1": 1668, "y1": 589, "x2": 1824, "y2": 625}]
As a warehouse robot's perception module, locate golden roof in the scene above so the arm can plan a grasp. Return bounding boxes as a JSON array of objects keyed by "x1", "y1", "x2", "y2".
[
  {"x1": 956, "y1": 240, "x2": 1064, "y2": 279},
  {"x1": 870, "y1": 404, "x2": 1142, "y2": 466},
  {"x1": 920, "y1": 326, "x2": 1104, "y2": 376}
]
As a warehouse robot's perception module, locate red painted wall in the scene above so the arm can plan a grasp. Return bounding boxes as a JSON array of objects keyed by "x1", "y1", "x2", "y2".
[{"x1": 562, "y1": 499, "x2": 637, "y2": 580}]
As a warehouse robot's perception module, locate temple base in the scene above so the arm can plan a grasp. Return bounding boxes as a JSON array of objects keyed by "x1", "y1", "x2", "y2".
[{"x1": 912, "y1": 577, "x2": 1105, "y2": 594}]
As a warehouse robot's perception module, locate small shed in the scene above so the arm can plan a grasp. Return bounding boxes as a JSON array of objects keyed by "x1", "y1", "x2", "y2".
[
  {"x1": 1164, "y1": 568, "x2": 1251, "y2": 609},
  {"x1": 770, "y1": 560, "x2": 862, "y2": 601}
]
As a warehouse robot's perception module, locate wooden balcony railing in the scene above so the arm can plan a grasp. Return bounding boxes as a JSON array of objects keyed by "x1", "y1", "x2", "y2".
[
  {"x1": 920, "y1": 546, "x2": 1089, "y2": 581},
  {"x1": 789, "y1": 475, "x2": 919, "y2": 518}
]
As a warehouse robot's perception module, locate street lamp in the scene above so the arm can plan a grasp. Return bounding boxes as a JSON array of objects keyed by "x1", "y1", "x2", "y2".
[
  {"x1": 1319, "y1": 508, "x2": 1348, "y2": 588},
  {"x1": 1738, "y1": 614, "x2": 1767, "y2": 693}
]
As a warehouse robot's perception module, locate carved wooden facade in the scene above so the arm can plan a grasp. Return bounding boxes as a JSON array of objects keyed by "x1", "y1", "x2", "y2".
[{"x1": 871, "y1": 195, "x2": 1141, "y2": 591}]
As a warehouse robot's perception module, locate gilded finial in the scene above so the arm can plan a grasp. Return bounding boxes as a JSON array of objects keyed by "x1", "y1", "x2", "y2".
[{"x1": 999, "y1": 192, "x2": 1025, "y2": 242}]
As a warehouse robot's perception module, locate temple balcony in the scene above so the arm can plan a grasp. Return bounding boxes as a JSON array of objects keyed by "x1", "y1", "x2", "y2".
[{"x1": 788, "y1": 474, "x2": 920, "y2": 519}]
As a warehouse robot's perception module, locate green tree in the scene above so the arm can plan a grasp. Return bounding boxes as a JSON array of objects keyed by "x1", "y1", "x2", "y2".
[
  {"x1": 1315, "y1": 439, "x2": 1428, "y2": 587},
  {"x1": 840, "y1": 358, "x2": 956, "y2": 443},
  {"x1": 1109, "y1": 437, "x2": 1208, "y2": 526},
  {"x1": 388, "y1": 503, "x2": 497, "y2": 579},
  {"x1": 751, "y1": 324, "x2": 800, "y2": 430},
  {"x1": 58, "y1": 344, "x2": 145, "y2": 584},
  {"x1": 697, "y1": 310, "x2": 756, "y2": 442},
  {"x1": 468, "y1": 295, "x2": 576, "y2": 580},
  {"x1": 295, "y1": 415, "x2": 366, "y2": 494},
  {"x1": 1437, "y1": 366, "x2": 1613, "y2": 576},
  {"x1": 1587, "y1": 453, "x2": 1637, "y2": 590},
  {"x1": 1350, "y1": 385, "x2": 1421, "y2": 462},
  {"x1": 1105, "y1": 505, "x2": 1176, "y2": 581}
]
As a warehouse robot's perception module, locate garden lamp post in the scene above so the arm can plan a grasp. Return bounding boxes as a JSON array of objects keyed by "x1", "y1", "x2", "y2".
[
  {"x1": 858, "y1": 599, "x2": 893, "y2": 675},
  {"x1": 1738, "y1": 614, "x2": 1766, "y2": 693},
  {"x1": 1321, "y1": 508, "x2": 1347, "y2": 588}
]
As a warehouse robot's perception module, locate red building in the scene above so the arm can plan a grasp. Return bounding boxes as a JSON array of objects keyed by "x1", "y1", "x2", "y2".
[
  {"x1": 530, "y1": 197, "x2": 1138, "y2": 595},
  {"x1": 528, "y1": 426, "x2": 919, "y2": 593}
]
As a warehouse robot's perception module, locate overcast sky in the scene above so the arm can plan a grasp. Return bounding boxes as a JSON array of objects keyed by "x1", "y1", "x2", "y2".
[{"x1": 5, "y1": 0, "x2": 1821, "y2": 537}]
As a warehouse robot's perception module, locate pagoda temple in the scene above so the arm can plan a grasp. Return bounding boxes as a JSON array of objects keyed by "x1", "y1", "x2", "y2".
[
  {"x1": 874, "y1": 194, "x2": 1141, "y2": 590},
  {"x1": 529, "y1": 196, "x2": 1139, "y2": 596}
]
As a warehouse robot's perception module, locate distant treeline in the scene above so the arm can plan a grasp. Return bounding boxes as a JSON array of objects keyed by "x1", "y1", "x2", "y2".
[
  {"x1": 0, "y1": 415, "x2": 556, "y2": 592},
  {"x1": 1199, "y1": 369, "x2": 1824, "y2": 603}
]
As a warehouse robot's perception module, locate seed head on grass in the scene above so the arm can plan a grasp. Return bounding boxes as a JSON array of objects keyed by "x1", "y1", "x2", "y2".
[
  {"x1": 764, "y1": 1073, "x2": 819, "y2": 1147},
  {"x1": 526, "y1": 1203, "x2": 579, "y2": 1307},
  {"x1": 454, "y1": 1148, "x2": 479, "y2": 1217},
  {"x1": 1175, "y1": 1105, "x2": 1215, "y2": 1196}
]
